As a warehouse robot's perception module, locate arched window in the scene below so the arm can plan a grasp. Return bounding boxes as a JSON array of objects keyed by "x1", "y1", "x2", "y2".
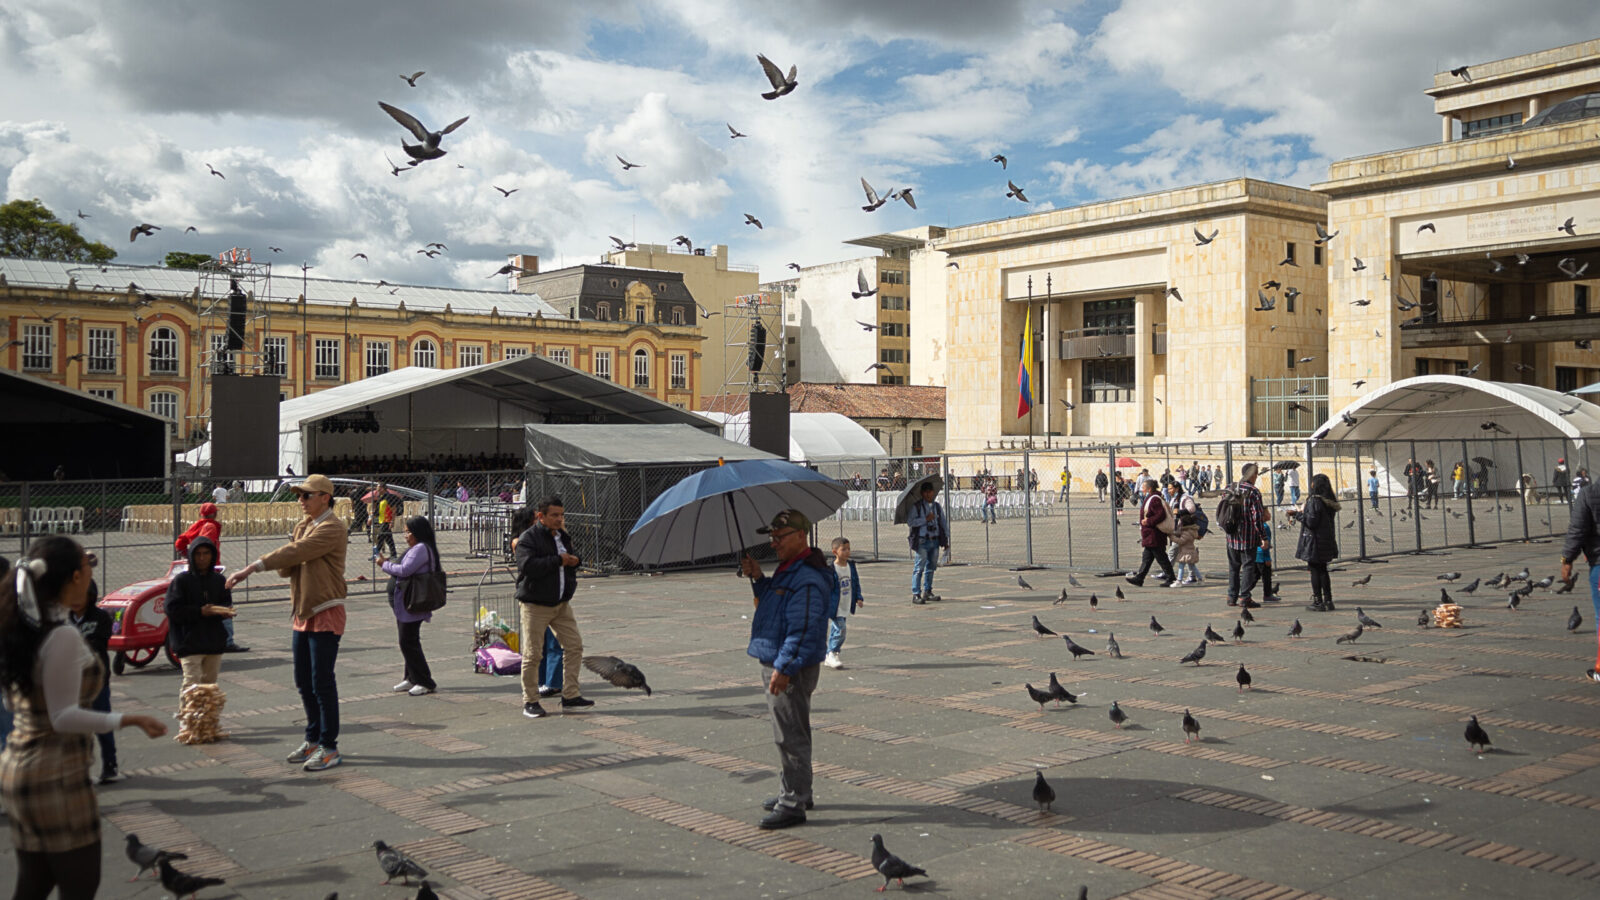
[
  {"x1": 148, "y1": 326, "x2": 179, "y2": 375},
  {"x1": 412, "y1": 338, "x2": 437, "y2": 368},
  {"x1": 632, "y1": 348, "x2": 650, "y2": 388}
]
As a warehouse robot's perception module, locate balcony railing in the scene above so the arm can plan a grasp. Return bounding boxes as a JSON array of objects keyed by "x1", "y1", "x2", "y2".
[{"x1": 1058, "y1": 323, "x2": 1167, "y2": 360}]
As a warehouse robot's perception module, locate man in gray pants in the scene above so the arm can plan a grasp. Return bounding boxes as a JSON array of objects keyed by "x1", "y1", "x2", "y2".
[{"x1": 739, "y1": 510, "x2": 838, "y2": 829}]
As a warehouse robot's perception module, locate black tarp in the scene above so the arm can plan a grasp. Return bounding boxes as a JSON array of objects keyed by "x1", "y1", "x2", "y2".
[{"x1": 0, "y1": 370, "x2": 169, "y2": 480}]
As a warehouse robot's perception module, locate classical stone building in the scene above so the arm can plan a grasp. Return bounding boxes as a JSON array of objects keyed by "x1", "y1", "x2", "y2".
[
  {"x1": 0, "y1": 255, "x2": 703, "y2": 449},
  {"x1": 931, "y1": 179, "x2": 1330, "y2": 451},
  {"x1": 1319, "y1": 39, "x2": 1600, "y2": 413}
]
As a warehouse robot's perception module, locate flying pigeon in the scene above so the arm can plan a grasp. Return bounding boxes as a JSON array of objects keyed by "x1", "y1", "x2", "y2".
[
  {"x1": 1450, "y1": 65, "x2": 1472, "y2": 82},
  {"x1": 400, "y1": 70, "x2": 425, "y2": 86},
  {"x1": 1254, "y1": 291, "x2": 1276, "y2": 312},
  {"x1": 1279, "y1": 254, "x2": 1299, "y2": 267},
  {"x1": 609, "y1": 235, "x2": 635, "y2": 251},
  {"x1": 1031, "y1": 615, "x2": 1056, "y2": 638},
  {"x1": 1559, "y1": 257, "x2": 1590, "y2": 279},
  {"x1": 125, "y1": 834, "x2": 188, "y2": 882},
  {"x1": 1417, "y1": 222, "x2": 1436, "y2": 234},
  {"x1": 159, "y1": 859, "x2": 224, "y2": 899},
  {"x1": 1062, "y1": 635, "x2": 1095, "y2": 660},
  {"x1": 1194, "y1": 227, "x2": 1218, "y2": 246},
  {"x1": 991, "y1": 154, "x2": 1007, "y2": 169},
  {"x1": 1179, "y1": 640, "x2": 1207, "y2": 666},
  {"x1": 891, "y1": 187, "x2": 917, "y2": 209},
  {"x1": 494, "y1": 185, "x2": 518, "y2": 197},
  {"x1": 860, "y1": 178, "x2": 889, "y2": 212},
  {"x1": 385, "y1": 154, "x2": 416, "y2": 176},
  {"x1": 756, "y1": 53, "x2": 798, "y2": 99},
  {"x1": 1236, "y1": 663, "x2": 1252, "y2": 693},
  {"x1": 1032, "y1": 770, "x2": 1056, "y2": 813},
  {"x1": 76, "y1": 209, "x2": 90, "y2": 218},
  {"x1": 206, "y1": 163, "x2": 224, "y2": 179},
  {"x1": 1352, "y1": 257, "x2": 1366, "y2": 272},
  {"x1": 869, "y1": 834, "x2": 927, "y2": 892},
  {"x1": 1315, "y1": 224, "x2": 1338, "y2": 244},
  {"x1": 1464, "y1": 715, "x2": 1491, "y2": 753},
  {"x1": 1181, "y1": 709, "x2": 1201, "y2": 743},
  {"x1": 374, "y1": 840, "x2": 428, "y2": 886},
  {"x1": 378, "y1": 102, "x2": 469, "y2": 161},
  {"x1": 1355, "y1": 607, "x2": 1383, "y2": 628},
  {"x1": 864, "y1": 362, "x2": 891, "y2": 373},
  {"x1": 129, "y1": 223, "x2": 160, "y2": 242},
  {"x1": 743, "y1": 213, "x2": 763, "y2": 229},
  {"x1": 856, "y1": 320, "x2": 878, "y2": 332},
  {"x1": 616, "y1": 155, "x2": 643, "y2": 170},
  {"x1": 1005, "y1": 180, "x2": 1029, "y2": 203},
  {"x1": 1108, "y1": 700, "x2": 1128, "y2": 728},
  {"x1": 851, "y1": 268, "x2": 878, "y2": 299},
  {"x1": 582, "y1": 656, "x2": 651, "y2": 695},
  {"x1": 1559, "y1": 216, "x2": 1577, "y2": 237},
  {"x1": 727, "y1": 123, "x2": 747, "y2": 138},
  {"x1": 1047, "y1": 672, "x2": 1077, "y2": 705}
]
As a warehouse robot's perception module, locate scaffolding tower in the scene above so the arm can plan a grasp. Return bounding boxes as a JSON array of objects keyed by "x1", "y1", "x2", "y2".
[
  {"x1": 192, "y1": 249, "x2": 274, "y2": 443},
  {"x1": 713, "y1": 288, "x2": 787, "y2": 443}
]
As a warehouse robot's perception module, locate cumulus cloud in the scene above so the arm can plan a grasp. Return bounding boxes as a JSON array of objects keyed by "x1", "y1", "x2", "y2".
[{"x1": 584, "y1": 93, "x2": 731, "y2": 220}]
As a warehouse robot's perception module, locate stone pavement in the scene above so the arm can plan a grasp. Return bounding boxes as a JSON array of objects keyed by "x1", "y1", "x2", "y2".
[{"x1": 4, "y1": 543, "x2": 1599, "y2": 900}]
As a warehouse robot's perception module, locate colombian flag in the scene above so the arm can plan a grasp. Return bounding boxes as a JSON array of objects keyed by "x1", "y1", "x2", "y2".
[{"x1": 1016, "y1": 306, "x2": 1034, "y2": 418}]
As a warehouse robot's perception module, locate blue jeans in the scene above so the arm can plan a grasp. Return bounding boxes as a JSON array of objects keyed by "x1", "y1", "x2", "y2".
[
  {"x1": 1290, "y1": 487, "x2": 1300, "y2": 505},
  {"x1": 983, "y1": 502, "x2": 996, "y2": 523},
  {"x1": 1589, "y1": 567, "x2": 1600, "y2": 671},
  {"x1": 1369, "y1": 490, "x2": 1379, "y2": 510},
  {"x1": 540, "y1": 627, "x2": 563, "y2": 688},
  {"x1": 91, "y1": 680, "x2": 116, "y2": 771},
  {"x1": 827, "y1": 617, "x2": 847, "y2": 654},
  {"x1": 291, "y1": 629, "x2": 341, "y2": 751},
  {"x1": 911, "y1": 537, "x2": 941, "y2": 596}
]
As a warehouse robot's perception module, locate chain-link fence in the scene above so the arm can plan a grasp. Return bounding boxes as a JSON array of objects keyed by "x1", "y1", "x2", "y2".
[{"x1": 5, "y1": 436, "x2": 1591, "y2": 613}]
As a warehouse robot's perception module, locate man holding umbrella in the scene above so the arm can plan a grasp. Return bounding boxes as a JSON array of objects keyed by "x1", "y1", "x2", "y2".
[
  {"x1": 902, "y1": 479, "x2": 950, "y2": 605},
  {"x1": 740, "y1": 510, "x2": 838, "y2": 829}
]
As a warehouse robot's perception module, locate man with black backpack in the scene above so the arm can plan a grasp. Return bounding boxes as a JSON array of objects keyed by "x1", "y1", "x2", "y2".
[{"x1": 1218, "y1": 463, "x2": 1269, "y2": 608}]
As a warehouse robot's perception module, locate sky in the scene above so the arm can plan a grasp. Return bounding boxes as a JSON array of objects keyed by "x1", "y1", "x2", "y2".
[{"x1": 2, "y1": 0, "x2": 1598, "y2": 293}]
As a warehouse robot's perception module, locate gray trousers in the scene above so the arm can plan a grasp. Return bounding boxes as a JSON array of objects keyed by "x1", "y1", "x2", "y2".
[{"x1": 762, "y1": 663, "x2": 821, "y2": 811}]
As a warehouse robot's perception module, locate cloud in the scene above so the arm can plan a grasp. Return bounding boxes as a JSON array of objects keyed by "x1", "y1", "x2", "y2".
[{"x1": 583, "y1": 93, "x2": 731, "y2": 221}]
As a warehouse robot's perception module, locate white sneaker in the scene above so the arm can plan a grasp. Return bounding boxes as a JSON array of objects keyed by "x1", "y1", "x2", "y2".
[
  {"x1": 392, "y1": 680, "x2": 414, "y2": 693},
  {"x1": 823, "y1": 653, "x2": 843, "y2": 669},
  {"x1": 408, "y1": 684, "x2": 433, "y2": 696}
]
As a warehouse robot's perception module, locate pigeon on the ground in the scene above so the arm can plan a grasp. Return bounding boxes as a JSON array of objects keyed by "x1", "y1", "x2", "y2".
[
  {"x1": 1105, "y1": 633, "x2": 1123, "y2": 659},
  {"x1": 1203, "y1": 625, "x2": 1225, "y2": 643},
  {"x1": 158, "y1": 859, "x2": 224, "y2": 899},
  {"x1": 1025, "y1": 683, "x2": 1055, "y2": 712},
  {"x1": 1236, "y1": 663, "x2": 1252, "y2": 693},
  {"x1": 1180, "y1": 640, "x2": 1207, "y2": 666},
  {"x1": 1555, "y1": 577, "x2": 1576, "y2": 595},
  {"x1": 1032, "y1": 615, "x2": 1056, "y2": 637},
  {"x1": 1240, "y1": 607, "x2": 1255, "y2": 623},
  {"x1": 1048, "y1": 672, "x2": 1077, "y2": 705},
  {"x1": 1535, "y1": 575, "x2": 1555, "y2": 590},
  {"x1": 1511, "y1": 568, "x2": 1530, "y2": 583},
  {"x1": 1356, "y1": 608, "x2": 1383, "y2": 628},
  {"x1": 1056, "y1": 588, "x2": 1069, "y2": 605},
  {"x1": 1418, "y1": 609, "x2": 1432, "y2": 627},
  {"x1": 378, "y1": 102, "x2": 469, "y2": 161},
  {"x1": 1460, "y1": 578, "x2": 1480, "y2": 594},
  {"x1": 125, "y1": 834, "x2": 188, "y2": 882},
  {"x1": 374, "y1": 840, "x2": 428, "y2": 886},
  {"x1": 1352, "y1": 574, "x2": 1371, "y2": 586},
  {"x1": 1017, "y1": 574, "x2": 1034, "y2": 591},
  {"x1": 1507, "y1": 592, "x2": 1522, "y2": 611},
  {"x1": 415, "y1": 884, "x2": 439, "y2": 900},
  {"x1": 1032, "y1": 770, "x2": 1056, "y2": 812},
  {"x1": 1115, "y1": 586, "x2": 1126, "y2": 601},
  {"x1": 1288, "y1": 619, "x2": 1303, "y2": 638},
  {"x1": 1062, "y1": 635, "x2": 1095, "y2": 660},
  {"x1": 757, "y1": 53, "x2": 798, "y2": 99},
  {"x1": 1464, "y1": 715, "x2": 1492, "y2": 753},
  {"x1": 870, "y1": 834, "x2": 927, "y2": 892},
  {"x1": 1486, "y1": 573, "x2": 1506, "y2": 588},
  {"x1": 1149, "y1": 616, "x2": 1165, "y2": 635},
  {"x1": 1068, "y1": 574, "x2": 1083, "y2": 588},
  {"x1": 582, "y1": 656, "x2": 651, "y2": 695},
  {"x1": 1232, "y1": 620, "x2": 1246, "y2": 643},
  {"x1": 1109, "y1": 701, "x2": 1128, "y2": 729},
  {"x1": 1181, "y1": 709, "x2": 1201, "y2": 743},
  {"x1": 1437, "y1": 572, "x2": 1460, "y2": 582},
  {"x1": 1336, "y1": 623, "x2": 1364, "y2": 644},
  {"x1": 1570, "y1": 606, "x2": 1584, "y2": 632}
]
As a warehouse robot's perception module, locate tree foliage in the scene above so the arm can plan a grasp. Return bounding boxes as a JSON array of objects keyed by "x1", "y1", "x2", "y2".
[
  {"x1": 0, "y1": 198, "x2": 117, "y2": 263},
  {"x1": 163, "y1": 251, "x2": 212, "y2": 270}
]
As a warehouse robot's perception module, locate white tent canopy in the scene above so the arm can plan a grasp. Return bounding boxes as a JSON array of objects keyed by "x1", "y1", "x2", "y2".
[
  {"x1": 697, "y1": 411, "x2": 888, "y2": 462},
  {"x1": 183, "y1": 357, "x2": 717, "y2": 475},
  {"x1": 1313, "y1": 376, "x2": 1600, "y2": 446}
]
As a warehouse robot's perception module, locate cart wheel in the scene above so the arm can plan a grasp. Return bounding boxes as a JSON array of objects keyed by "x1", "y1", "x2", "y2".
[
  {"x1": 123, "y1": 646, "x2": 158, "y2": 669},
  {"x1": 165, "y1": 644, "x2": 181, "y2": 669},
  {"x1": 111, "y1": 653, "x2": 127, "y2": 676}
]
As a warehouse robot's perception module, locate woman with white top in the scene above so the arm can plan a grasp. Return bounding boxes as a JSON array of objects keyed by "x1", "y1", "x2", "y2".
[{"x1": 0, "y1": 536, "x2": 168, "y2": 899}]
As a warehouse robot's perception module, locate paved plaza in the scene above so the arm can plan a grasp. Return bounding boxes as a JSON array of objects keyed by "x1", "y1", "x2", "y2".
[{"x1": 4, "y1": 541, "x2": 1600, "y2": 900}]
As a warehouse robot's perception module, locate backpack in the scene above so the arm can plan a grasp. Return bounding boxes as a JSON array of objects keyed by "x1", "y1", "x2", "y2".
[
  {"x1": 1216, "y1": 487, "x2": 1246, "y2": 536},
  {"x1": 1194, "y1": 505, "x2": 1211, "y2": 538}
]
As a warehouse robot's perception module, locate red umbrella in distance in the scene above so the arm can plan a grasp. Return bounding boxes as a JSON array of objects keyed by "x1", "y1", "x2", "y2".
[{"x1": 1115, "y1": 457, "x2": 1141, "y2": 468}]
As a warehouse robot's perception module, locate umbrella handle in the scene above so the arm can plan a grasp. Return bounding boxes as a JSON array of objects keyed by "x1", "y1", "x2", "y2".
[{"x1": 728, "y1": 494, "x2": 756, "y2": 580}]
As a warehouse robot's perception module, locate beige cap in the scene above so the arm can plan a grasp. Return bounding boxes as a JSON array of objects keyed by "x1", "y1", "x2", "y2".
[{"x1": 288, "y1": 474, "x2": 336, "y2": 495}]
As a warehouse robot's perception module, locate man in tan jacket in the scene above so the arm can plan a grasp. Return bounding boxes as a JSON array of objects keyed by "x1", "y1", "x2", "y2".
[{"x1": 226, "y1": 474, "x2": 349, "y2": 771}]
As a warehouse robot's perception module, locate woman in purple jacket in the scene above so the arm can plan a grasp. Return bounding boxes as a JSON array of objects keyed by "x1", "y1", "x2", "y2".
[{"x1": 378, "y1": 516, "x2": 440, "y2": 695}]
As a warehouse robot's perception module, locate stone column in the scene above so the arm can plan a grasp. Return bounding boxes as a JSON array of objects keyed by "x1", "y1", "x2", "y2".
[
  {"x1": 1135, "y1": 291, "x2": 1154, "y2": 434},
  {"x1": 1440, "y1": 114, "x2": 1454, "y2": 143}
]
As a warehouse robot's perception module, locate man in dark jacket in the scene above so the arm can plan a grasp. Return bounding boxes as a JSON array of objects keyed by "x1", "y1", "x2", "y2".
[
  {"x1": 1559, "y1": 480, "x2": 1600, "y2": 683},
  {"x1": 906, "y1": 481, "x2": 950, "y2": 604},
  {"x1": 740, "y1": 509, "x2": 838, "y2": 830},
  {"x1": 513, "y1": 496, "x2": 591, "y2": 718},
  {"x1": 69, "y1": 563, "x2": 119, "y2": 782},
  {"x1": 165, "y1": 536, "x2": 236, "y2": 695}
]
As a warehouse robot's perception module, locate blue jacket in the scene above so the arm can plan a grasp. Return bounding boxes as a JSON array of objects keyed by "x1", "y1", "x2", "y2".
[{"x1": 747, "y1": 548, "x2": 839, "y2": 675}]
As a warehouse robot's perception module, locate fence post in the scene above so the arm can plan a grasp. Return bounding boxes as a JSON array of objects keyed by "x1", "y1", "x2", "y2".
[
  {"x1": 1353, "y1": 447, "x2": 1367, "y2": 559},
  {"x1": 18, "y1": 480, "x2": 29, "y2": 555},
  {"x1": 170, "y1": 475, "x2": 183, "y2": 550},
  {"x1": 1022, "y1": 448, "x2": 1035, "y2": 566},
  {"x1": 425, "y1": 472, "x2": 436, "y2": 521},
  {"x1": 1461, "y1": 439, "x2": 1477, "y2": 547},
  {"x1": 1513, "y1": 438, "x2": 1530, "y2": 542},
  {"x1": 1107, "y1": 446, "x2": 1120, "y2": 573},
  {"x1": 869, "y1": 461, "x2": 880, "y2": 560},
  {"x1": 1224, "y1": 441, "x2": 1235, "y2": 487},
  {"x1": 941, "y1": 454, "x2": 953, "y2": 564},
  {"x1": 1409, "y1": 441, "x2": 1424, "y2": 552}
]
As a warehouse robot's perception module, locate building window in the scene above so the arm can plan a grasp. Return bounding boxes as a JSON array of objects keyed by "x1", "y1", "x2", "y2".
[
  {"x1": 911, "y1": 429, "x2": 923, "y2": 453},
  {"x1": 1557, "y1": 367, "x2": 1579, "y2": 393},
  {"x1": 594, "y1": 349, "x2": 612, "y2": 381},
  {"x1": 149, "y1": 390, "x2": 180, "y2": 424},
  {"x1": 412, "y1": 338, "x2": 437, "y2": 368},
  {"x1": 313, "y1": 338, "x2": 342, "y2": 380},
  {"x1": 548, "y1": 347, "x2": 571, "y2": 366},
  {"x1": 1286, "y1": 349, "x2": 1297, "y2": 369},
  {"x1": 503, "y1": 346, "x2": 529, "y2": 360},
  {"x1": 1083, "y1": 298, "x2": 1134, "y2": 335},
  {"x1": 1313, "y1": 245, "x2": 1323, "y2": 266},
  {"x1": 880, "y1": 322, "x2": 906, "y2": 337},
  {"x1": 86, "y1": 327, "x2": 117, "y2": 374},
  {"x1": 263, "y1": 336, "x2": 288, "y2": 377},
  {"x1": 87, "y1": 388, "x2": 116, "y2": 401},
  {"x1": 596, "y1": 302, "x2": 611, "y2": 321},
  {"x1": 632, "y1": 348, "x2": 650, "y2": 388},
  {"x1": 670, "y1": 353, "x2": 687, "y2": 389},
  {"x1": 458, "y1": 345, "x2": 484, "y2": 367},
  {"x1": 1463, "y1": 112, "x2": 1522, "y2": 138},
  {"x1": 1577, "y1": 285, "x2": 1590, "y2": 315},
  {"x1": 1082, "y1": 358, "x2": 1134, "y2": 403},
  {"x1": 21, "y1": 323, "x2": 53, "y2": 372},
  {"x1": 880, "y1": 348, "x2": 906, "y2": 364},
  {"x1": 209, "y1": 334, "x2": 230, "y2": 374},
  {"x1": 879, "y1": 296, "x2": 906, "y2": 311},
  {"x1": 635, "y1": 306, "x2": 646, "y2": 324},
  {"x1": 880, "y1": 374, "x2": 905, "y2": 384},
  {"x1": 1284, "y1": 242, "x2": 1296, "y2": 265},
  {"x1": 1286, "y1": 291, "x2": 1296, "y2": 313},
  {"x1": 881, "y1": 269, "x2": 907, "y2": 285},
  {"x1": 365, "y1": 341, "x2": 391, "y2": 378},
  {"x1": 671, "y1": 307, "x2": 685, "y2": 325},
  {"x1": 1415, "y1": 358, "x2": 1430, "y2": 378},
  {"x1": 149, "y1": 326, "x2": 179, "y2": 375}
]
